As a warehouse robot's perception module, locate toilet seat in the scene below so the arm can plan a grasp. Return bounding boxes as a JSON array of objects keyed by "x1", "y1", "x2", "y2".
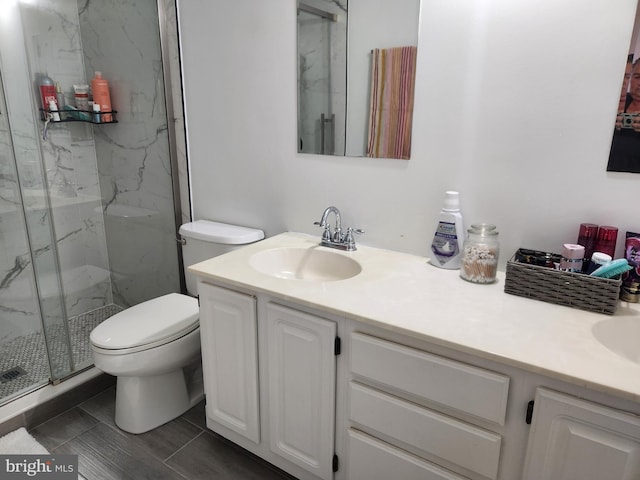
[
  {"x1": 90, "y1": 293, "x2": 199, "y2": 353},
  {"x1": 91, "y1": 324, "x2": 199, "y2": 355}
]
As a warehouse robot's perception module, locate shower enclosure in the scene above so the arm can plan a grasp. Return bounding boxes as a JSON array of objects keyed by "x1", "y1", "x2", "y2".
[{"x1": 0, "y1": 0, "x2": 184, "y2": 406}]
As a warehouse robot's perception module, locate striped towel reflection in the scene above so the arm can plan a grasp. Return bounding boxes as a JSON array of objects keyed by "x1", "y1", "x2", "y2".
[{"x1": 366, "y1": 46, "x2": 417, "y2": 160}]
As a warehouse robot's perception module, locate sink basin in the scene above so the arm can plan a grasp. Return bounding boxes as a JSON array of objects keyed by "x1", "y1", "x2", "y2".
[
  {"x1": 592, "y1": 317, "x2": 640, "y2": 364},
  {"x1": 249, "y1": 247, "x2": 361, "y2": 281}
]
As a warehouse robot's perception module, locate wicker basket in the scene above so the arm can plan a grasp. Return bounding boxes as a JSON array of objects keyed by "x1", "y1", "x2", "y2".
[{"x1": 504, "y1": 252, "x2": 622, "y2": 315}]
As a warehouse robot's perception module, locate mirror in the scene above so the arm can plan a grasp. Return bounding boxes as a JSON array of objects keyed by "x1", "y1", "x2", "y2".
[{"x1": 297, "y1": 0, "x2": 420, "y2": 160}]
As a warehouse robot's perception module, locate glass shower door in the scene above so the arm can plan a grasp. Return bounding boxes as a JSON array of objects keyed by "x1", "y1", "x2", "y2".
[
  {"x1": 0, "y1": 66, "x2": 59, "y2": 404},
  {"x1": 0, "y1": 0, "x2": 184, "y2": 406},
  {"x1": 0, "y1": 0, "x2": 74, "y2": 404}
]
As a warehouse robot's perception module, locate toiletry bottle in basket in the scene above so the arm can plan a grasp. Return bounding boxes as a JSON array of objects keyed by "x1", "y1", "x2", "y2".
[
  {"x1": 593, "y1": 226, "x2": 618, "y2": 258},
  {"x1": 577, "y1": 223, "x2": 598, "y2": 273},
  {"x1": 559, "y1": 244, "x2": 585, "y2": 273}
]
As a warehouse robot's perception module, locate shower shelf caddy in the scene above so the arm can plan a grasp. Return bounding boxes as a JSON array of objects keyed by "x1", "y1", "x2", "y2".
[{"x1": 39, "y1": 108, "x2": 118, "y2": 124}]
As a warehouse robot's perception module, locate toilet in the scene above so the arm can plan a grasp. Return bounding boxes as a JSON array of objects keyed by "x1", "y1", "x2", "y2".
[{"x1": 90, "y1": 220, "x2": 264, "y2": 434}]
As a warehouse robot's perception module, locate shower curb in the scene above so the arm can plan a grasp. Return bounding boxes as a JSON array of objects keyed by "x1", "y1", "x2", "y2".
[{"x1": 0, "y1": 371, "x2": 115, "y2": 437}]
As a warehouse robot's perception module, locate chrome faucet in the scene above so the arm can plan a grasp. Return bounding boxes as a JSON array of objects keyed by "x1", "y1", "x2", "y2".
[
  {"x1": 314, "y1": 206, "x2": 363, "y2": 251},
  {"x1": 318, "y1": 206, "x2": 342, "y2": 242}
]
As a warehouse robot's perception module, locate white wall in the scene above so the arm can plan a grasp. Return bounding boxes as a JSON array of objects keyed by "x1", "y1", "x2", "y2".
[{"x1": 178, "y1": 0, "x2": 638, "y2": 268}]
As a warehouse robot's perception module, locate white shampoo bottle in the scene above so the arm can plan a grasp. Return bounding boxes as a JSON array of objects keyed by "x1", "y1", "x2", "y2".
[{"x1": 430, "y1": 191, "x2": 464, "y2": 269}]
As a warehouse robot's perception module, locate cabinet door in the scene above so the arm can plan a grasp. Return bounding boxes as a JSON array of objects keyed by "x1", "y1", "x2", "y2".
[
  {"x1": 266, "y1": 302, "x2": 336, "y2": 480},
  {"x1": 198, "y1": 282, "x2": 260, "y2": 443},
  {"x1": 523, "y1": 388, "x2": 640, "y2": 480}
]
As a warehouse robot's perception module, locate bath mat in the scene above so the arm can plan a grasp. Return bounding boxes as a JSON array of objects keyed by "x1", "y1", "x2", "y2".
[
  {"x1": 0, "y1": 427, "x2": 49, "y2": 454},
  {"x1": 0, "y1": 428, "x2": 87, "y2": 479}
]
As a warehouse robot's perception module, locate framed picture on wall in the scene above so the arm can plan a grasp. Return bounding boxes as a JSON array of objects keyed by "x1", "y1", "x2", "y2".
[{"x1": 607, "y1": 5, "x2": 640, "y2": 173}]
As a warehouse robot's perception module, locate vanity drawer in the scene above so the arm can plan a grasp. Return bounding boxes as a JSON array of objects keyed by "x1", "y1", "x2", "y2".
[
  {"x1": 348, "y1": 428, "x2": 467, "y2": 480},
  {"x1": 349, "y1": 382, "x2": 501, "y2": 480},
  {"x1": 350, "y1": 332, "x2": 509, "y2": 425}
]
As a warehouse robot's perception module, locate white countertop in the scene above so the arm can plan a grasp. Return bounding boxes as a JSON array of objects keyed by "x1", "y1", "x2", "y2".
[{"x1": 189, "y1": 232, "x2": 640, "y2": 403}]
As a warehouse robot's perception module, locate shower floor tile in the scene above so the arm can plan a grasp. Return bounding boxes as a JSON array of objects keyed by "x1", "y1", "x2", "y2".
[
  {"x1": 0, "y1": 332, "x2": 49, "y2": 402},
  {"x1": 68, "y1": 304, "x2": 123, "y2": 369},
  {"x1": 0, "y1": 304, "x2": 123, "y2": 405}
]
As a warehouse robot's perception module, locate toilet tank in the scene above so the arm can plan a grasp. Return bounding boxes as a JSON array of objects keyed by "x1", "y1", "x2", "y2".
[{"x1": 179, "y1": 220, "x2": 264, "y2": 296}]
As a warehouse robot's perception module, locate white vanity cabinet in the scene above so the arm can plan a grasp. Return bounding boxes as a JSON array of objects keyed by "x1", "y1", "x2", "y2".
[
  {"x1": 197, "y1": 278, "x2": 640, "y2": 480},
  {"x1": 523, "y1": 388, "x2": 640, "y2": 480},
  {"x1": 197, "y1": 281, "x2": 338, "y2": 480},
  {"x1": 189, "y1": 233, "x2": 640, "y2": 480},
  {"x1": 266, "y1": 302, "x2": 337, "y2": 480},
  {"x1": 197, "y1": 282, "x2": 260, "y2": 443},
  {"x1": 347, "y1": 331, "x2": 510, "y2": 480}
]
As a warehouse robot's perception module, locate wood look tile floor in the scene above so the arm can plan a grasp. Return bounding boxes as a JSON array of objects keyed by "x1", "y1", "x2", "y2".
[{"x1": 29, "y1": 386, "x2": 297, "y2": 480}]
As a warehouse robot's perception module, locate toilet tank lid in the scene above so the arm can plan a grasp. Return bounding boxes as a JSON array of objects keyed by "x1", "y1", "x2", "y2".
[{"x1": 179, "y1": 220, "x2": 264, "y2": 245}]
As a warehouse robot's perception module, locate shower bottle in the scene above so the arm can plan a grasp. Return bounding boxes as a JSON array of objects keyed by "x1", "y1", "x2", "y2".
[
  {"x1": 430, "y1": 191, "x2": 464, "y2": 269},
  {"x1": 91, "y1": 71, "x2": 112, "y2": 122},
  {"x1": 39, "y1": 74, "x2": 57, "y2": 113}
]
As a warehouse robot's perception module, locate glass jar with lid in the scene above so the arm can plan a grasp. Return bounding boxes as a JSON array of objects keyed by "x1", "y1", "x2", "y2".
[{"x1": 460, "y1": 223, "x2": 499, "y2": 284}]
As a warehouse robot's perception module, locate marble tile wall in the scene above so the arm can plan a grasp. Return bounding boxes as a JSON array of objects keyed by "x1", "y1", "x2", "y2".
[{"x1": 78, "y1": 0, "x2": 181, "y2": 306}]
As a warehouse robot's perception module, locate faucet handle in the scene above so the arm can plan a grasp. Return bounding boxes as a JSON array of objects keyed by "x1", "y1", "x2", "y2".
[
  {"x1": 346, "y1": 227, "x2": 364, "y2": 236},
  {"x1": 314, "y1": 222, "x2": 332, "y2": 242},
  {"x1": 344, "y1": 227, "x2": 364, "y2": 249}
]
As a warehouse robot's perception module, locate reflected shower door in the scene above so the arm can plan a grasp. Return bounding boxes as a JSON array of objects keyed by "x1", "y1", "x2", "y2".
[
  {"x1": 297, "y1": 1, "x2": 347, "y2": 156},
  {"x1": 298, "y1": 9, "x2": 335, "y2": 154}
]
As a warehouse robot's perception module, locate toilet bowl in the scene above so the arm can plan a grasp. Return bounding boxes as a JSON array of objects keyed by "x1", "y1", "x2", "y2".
[
  {"x1": 90, "y1": 220, "x2": 264, "y2": 434},
  {"x1": 91, "y1": 293, "x2": 201, "y2": 434}
]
